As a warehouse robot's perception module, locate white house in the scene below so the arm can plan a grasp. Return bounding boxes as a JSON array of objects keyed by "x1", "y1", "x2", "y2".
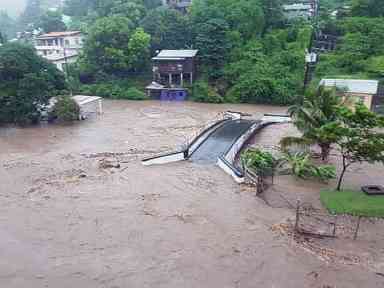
[
  {"x1": 283, "y1": 3, "x2": 314, "y2": 20},
  {"x1": 35, "y1": 31, "x2": 84, "y2": 71},
  {"x1": 319, "y1": 79, "x2": 379, "y2": 110}
]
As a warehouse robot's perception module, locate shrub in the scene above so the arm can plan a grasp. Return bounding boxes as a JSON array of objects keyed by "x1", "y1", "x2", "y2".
[
  {"x1": 241, "y1": 149, "x2": 276, "y2": 176},
  {"x1": 191, "y1": 80, "x2": 224, "y2": 103},
  {"x1": 281, "y1": 152, "x2": 336, "y2": 182},
  {"x1": 50, "y1": 96, "x2": 80, "y2": 122},
  {"x1": 78, "y1": 83, "x2": 148, "y2": 100},
  {"x1": 113, "y1": 87, "x2": 148, "y2": 100}
]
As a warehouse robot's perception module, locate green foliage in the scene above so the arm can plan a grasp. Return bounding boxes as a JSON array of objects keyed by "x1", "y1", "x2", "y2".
[
  {"x1": 82, "y1": 16, "x2": 151, "y2": 75},
  {"x1": 0, "y1": 42, "x2": 67, "y2": 124},
  {"x1": 261, "y1": 0, "x2": 284, "y2": 31},
  {"x1": 241, "y1": 149, "x2": 276, "y2": 176},
  {"x1": 127, "y1": 28, "x2": 151, "y2": 70},
  {"x1": 194, "y1": 18, "x2": 233, "y2": 78},
  {"x1": 281, "y1": 152, "x2": 336, "y2": 182},
  {"x1": 332, "y1": 104, "x2": 384, "y2": 190},
  {"x1": 0, "y1": 10, "x2": 16, "y2": 39},
  {"x1": 242, "y1": 148, "x2": 336, "y2": 182},
  {"x1": 38, "y1": 10, "x2": 67, "y2": 33},
  {"x1": 79, "y1": 82, "x2": 148, "y2": 100},
  {"x1": 140, "y1": 7, "x2": 191, "y2": 53},
  {"x1": 224, "y1": 30, "x2": 308, "y2": 105},
  {"x1": 283, "y1": 86, "x2": 345, "y2": 160},
  {"x1": 320, "y1": 189, "x2": 384, "y2": 217},
  {"x1": 351, "y1": 0, "x2": 384, "y2": 17},
  {"x1": 20, "y1": 0, "x2": 43, "y2": 30},
  {"x1": 116, "y1": 87, "x2": 148, "y2": 100},
  {"x1": 50, "y1": 96, "x2": 80, "y2": 122},
  {"x1": 63, "y1": 0, "x2": 94, "y2": 17},
  {"x1": 315, "y1": 16, "x2": 384, "y2": 80},
  {"x1": 191, "y1": 80, "x2": 223, "y2": 103},
  {"x1": 365, "y1": 55, "x2": 384, "y2": 78}
]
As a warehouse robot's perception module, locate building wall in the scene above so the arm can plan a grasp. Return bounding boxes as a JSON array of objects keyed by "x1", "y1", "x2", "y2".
[
  {"x1": 53, "y1": 56, "x2": 78, "y2": 72},
  {"x1": 345, "y1": 92, "x2": 374, "y2": 110},
  {"x1": 35, "y1": 34, "x2": 83, "y2": 58},
  {"x1": 154, "y1": 58, "x2": 195, "y2": 74}
]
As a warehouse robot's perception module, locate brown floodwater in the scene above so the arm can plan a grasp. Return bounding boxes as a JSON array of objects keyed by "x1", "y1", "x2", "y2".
[{"x1": 0, "y1": 100, "x2": 383, "y2": 288}]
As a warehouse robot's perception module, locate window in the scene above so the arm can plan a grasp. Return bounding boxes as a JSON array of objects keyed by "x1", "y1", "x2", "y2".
[{"x1": 65, "y1": 39, "x2": 70, "y2": 46}]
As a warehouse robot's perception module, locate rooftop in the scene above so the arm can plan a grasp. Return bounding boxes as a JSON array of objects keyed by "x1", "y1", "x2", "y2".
[
  {"x1": 320, "y1": 79, "x2": 379, "y2": 95},
  {"x1": 154, "y1": 50, "x2": 198, "y2": 59},
  {"x1": 36, "y1": 31, "x2": 82, "y2": 39},
  {"x1": 283, "y1": 3, "x2": 312, "y2": 10}
]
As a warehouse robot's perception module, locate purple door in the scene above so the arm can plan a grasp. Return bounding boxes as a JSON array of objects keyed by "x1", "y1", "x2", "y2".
[{"x1": 160, "y1": 90, "x2": 187, "y2": 101}]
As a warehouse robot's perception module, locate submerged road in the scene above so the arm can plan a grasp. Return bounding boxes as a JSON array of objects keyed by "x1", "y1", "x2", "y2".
[{"x1": 190, "y1": 119, "x2": 256, "y2": 164}]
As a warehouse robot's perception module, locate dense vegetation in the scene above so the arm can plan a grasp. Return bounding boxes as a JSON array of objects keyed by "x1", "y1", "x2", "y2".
[
  {"x1": 0, "y1": 0, "x2": 315, "y2": 104},
  {"x1": 1, "y1": 0, "x2": 384, "y2": 124},
  {"x1": 314, "y1": 0, "x2": 384, "y2": 81},
  {"x1": 0, "y1": 43, "x2": 66, "y2": 124}
]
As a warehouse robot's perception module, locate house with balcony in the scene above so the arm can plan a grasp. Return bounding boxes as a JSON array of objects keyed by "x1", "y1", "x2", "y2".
[
  {"x1": 146, "y1": 49, "x2": 198, "y2": 100},
  {"x1": 283, "y1": 2, "x2": 316, "y2": 20},
  {"x1": 34, "y1": 31, "x2": 83, "y2": 71}
]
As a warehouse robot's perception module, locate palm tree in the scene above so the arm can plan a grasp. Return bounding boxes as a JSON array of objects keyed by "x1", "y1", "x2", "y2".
[{"x1": 281, "y1": 86, "x2": 347, "y2": 161}]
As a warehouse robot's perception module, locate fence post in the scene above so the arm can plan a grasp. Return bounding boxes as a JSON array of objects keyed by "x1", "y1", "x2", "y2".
[
  {"x1": 332, "y1": 216, "x2": 337, "y2": 237},
  {"x1": 354, "y1": 216, "x2": 362, "y2": 240},
  {"x1": 294, "y1": 200, "x2": 300, "y2": 234}
]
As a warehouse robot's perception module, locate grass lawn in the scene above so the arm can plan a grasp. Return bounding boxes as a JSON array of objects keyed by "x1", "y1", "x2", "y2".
[{"x1": 320, "y1": 189, "x2": 384, "y2": 217}]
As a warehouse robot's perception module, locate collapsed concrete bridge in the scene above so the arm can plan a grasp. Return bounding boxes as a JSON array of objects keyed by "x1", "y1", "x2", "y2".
[{"x1": 142, "y1": 112, "x2": 291, "y2": 183}]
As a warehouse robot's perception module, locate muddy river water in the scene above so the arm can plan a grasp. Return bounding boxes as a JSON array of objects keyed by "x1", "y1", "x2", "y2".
[{"x1": 0, "y1": 100, "x2": 383, "y2": 287}]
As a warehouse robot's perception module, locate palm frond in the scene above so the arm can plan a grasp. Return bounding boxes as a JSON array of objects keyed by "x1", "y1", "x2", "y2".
[{"x1": 280, "y1": 136, "x2": 314, "y2": 149}]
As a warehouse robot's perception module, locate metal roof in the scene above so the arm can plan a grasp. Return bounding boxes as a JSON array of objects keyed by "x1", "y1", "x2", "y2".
[
  {"x1": 72, "y1": 95, "x2": 102, "y2": 106},
  {"x1": 320, "y1": 79, "x2": 379, "y2": 95},
  {"x1": 152, "y1": 57, "x2": 185, "y2": 61},
  {"x1": 155, "y1": 50, "x2": 198, "y2": 58},
  {"x1": 283, "y1": 4, "x2": 312, "y2": 10}
]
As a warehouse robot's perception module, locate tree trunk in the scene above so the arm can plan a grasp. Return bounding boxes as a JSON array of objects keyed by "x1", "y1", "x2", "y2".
[
  {"x1": 337, "y1": 156, "x2": 349, "y2": 191},
  {"x1": 320, "y1": 143, "x2": 331, "y2": 162}
]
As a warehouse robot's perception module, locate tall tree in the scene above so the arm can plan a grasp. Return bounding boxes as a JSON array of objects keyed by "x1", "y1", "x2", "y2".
[
  {"x1": 143, "y1": 0, "x2": 162, "y2": 10},
  {"x1": 281, "y1": 86, "x2": 346, "y2": 161},
  {"x1": 63, "y1": 0, "x2": 95, "y2": 17},
  {"x1": 332, "y1": 104, "x2": 384, "y2": 190},
  {"x1": 82, "y1": 16, "x2": 151, "y2": 75},
  {"x1": 261, "y1": 0, "x2": 284, "y2": 32},
  {"x1": 19, "y1": 0, "x2": 43, "y2": 30},
  {"x1": 0, "y1": 43, "x2": 66, "y2": 124},
  {"x1": 0, "y1": 10, "x2": 16, "y2": 39},
  {"x1": 351, "y1": 0, "x2": 384, "y2": 17},
  {"x1": 194, "y1": 18, "x2": 232, "y2": 78},
  {"x1": 140, "y1": 7, "x2": 192, "y2": 53},
  {"x1": 38, "y1": 10, "x2": 67, "y2": 33}
]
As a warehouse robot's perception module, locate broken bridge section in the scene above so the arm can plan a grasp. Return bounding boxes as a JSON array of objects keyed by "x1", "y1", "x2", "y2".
[{"x1": 189, "y1": 119, "x2": 256, "y2": 164}]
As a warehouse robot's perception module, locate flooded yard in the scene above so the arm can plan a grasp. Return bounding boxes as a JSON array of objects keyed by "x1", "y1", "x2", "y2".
[{"x1": 0, "y1": 100, "x2": 383, "y2": 288}]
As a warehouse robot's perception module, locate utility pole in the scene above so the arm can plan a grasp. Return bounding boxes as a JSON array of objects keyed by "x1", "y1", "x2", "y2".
[
  {"x1": 303, "y1": 0, "x2": 320, "y2": 93},
  {"x1": 63, "y1": 45, "x2": 73, "y2": 96}
]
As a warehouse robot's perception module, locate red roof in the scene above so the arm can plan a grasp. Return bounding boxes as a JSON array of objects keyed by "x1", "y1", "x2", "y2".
[{"x1": 37, "y1": 31, "x2": 81, "y2": 39}]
